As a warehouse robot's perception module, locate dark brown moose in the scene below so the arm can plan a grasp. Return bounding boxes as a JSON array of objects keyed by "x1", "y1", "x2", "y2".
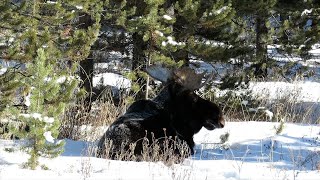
[{"x1": 97, "y1": 65, "x2": 224, "y2": 161}]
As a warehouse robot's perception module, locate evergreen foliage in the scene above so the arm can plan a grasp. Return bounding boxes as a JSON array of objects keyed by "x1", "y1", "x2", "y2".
[
  {"x1": 0, "y1": 0, "x2": 102, "y2": 169},
  {"x1": 100, "y1": 0, "x2": 320, "y2": 95},
  {"x1": 103, "y1": 0, "x2": 183, "y2": 99},
  {"x1": 0, "y1": 66, "x2": 22, "y2": 138},
  {"x1": 103, "y1": 0, "x2": 239, "y2": 98},
  {"x1": 0, "y1": 67, "x2": 22, "y2": 116},
  {"x1": 274, "y1": 1, "x2": 319, "y2": 58},
  {"x1": 0, "y1": 0, "x2": 102, "y2": 114},
  {"x1": 231, "y1": 0, "x2": 319, "y2": 80},
  {"x1": 12, "y1": 48, "x2": 80, "y2": 170},
  {"x1": 173, "y1": 0, "x2": 237, "y2": 62},
  {"x1": 0, "y1": 0, "x2": 102, "y2": 62}
]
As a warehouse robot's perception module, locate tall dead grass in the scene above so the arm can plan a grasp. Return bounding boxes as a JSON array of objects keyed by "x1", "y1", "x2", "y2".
[
  {"x1": 59, "y1": 90, "x2": 127, "y2": 141},
  {"x1": 98, "y1": 135, "x2": 191, "y2": 166},
  {"x1": 212, "y1": 82, "x2": 320, "y2": 124}
]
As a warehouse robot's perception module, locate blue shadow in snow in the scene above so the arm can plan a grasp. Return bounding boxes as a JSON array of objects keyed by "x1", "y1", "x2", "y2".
[
  {"x1": 61, "y1": 139, "x2": 96, "y2": 157},
  {"x1": 192, "y1": 133, "x2": 320, "y2": 171}
]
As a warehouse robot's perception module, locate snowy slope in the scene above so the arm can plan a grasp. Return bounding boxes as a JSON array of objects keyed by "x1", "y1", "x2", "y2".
[{"x1": 0, "y1": 122, "x2": 319, "y2": 180}]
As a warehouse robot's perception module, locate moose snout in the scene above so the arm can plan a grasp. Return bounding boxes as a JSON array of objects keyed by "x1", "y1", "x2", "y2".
[{"x1": 219, "y1": 116, "x2": 225, "y2": 128}]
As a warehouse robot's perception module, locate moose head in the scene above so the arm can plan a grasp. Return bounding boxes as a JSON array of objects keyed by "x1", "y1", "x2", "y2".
[{"x1": 146, "y1": 65, "x2": 225, "y2": 153}]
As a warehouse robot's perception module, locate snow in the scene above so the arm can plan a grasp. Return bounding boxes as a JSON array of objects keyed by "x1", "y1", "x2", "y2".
[
  {"x1": 215, "y1": 6, "x2": 228, "y2": 15},
  {"x1": 46, "y1": 1, "x2": 58, "y2": 4},
  {"x1": 19, "y1": 113, "x2": 55, "y2": 124},
  {"x1": 309, "y1": 48, "x2": 320, "y2": 54},
  {"x1": 155, "y1": 30, "x2": 164, "y2": 37},
  {"x1": 162, "y1": 36, "x2": 185, "y2": 47},
  {"x1": 249, "y1": 81, "x2": 320, "y2": 102},
  {"x1": 19, "y1": 113, "x2": 42, "y2": 120},
  {"x1": 43, "y1": 116, "x2": 55, "y2": 124},
  {"x1": 241, "y1": 100, "x2": 248, "y2": 106},
  {"x1": 0, "y1": 122, "x2": 319, "y2": 179},
  {"x1": 264, "y1": 110, "x2": 274, "y2": 120},
  {"x1": 93, "y1": 72, "x2": 131, "y2": 89},
  {"x1": 43, "y1": 131, "x2": 54, "y2": 143},
  {"x1": 0, "y1": 68, "x2": 7, "y2": 75},
  {"x1": 75, "y1": 5, "x2": 83, "y2": 10},
  {"x1": 44, "y1": 76, "x2": 75, "y2": 84},
  {"x1": 163, "y1": 15, "x2": 173, "y2": 20},
  {"x1": 301, "y1": 9, "x2": 313, "y2": 16}
]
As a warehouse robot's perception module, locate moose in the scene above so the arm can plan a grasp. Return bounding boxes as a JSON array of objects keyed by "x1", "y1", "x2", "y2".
[{"x1": 97, "y1": 64, "x2": 225, "y2": 160}]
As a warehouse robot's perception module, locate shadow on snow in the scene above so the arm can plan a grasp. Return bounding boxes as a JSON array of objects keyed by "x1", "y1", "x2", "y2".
[{"x1": 192, "y1": 134, "x2": 320, "y2": 171}]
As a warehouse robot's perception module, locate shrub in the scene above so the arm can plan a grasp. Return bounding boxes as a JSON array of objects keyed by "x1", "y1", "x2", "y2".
[{"x1": 12, "y1": 48, "x2": 79, "y2": 169}]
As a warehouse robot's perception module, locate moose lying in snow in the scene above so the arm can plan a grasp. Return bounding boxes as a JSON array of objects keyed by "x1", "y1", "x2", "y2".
[{"x1": 97, "y1": 65, "x2": 224, "y2": 160}]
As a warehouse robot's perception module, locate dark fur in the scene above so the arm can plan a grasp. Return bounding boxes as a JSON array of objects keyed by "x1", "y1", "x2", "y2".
[
  {"x1": 97, "y1": 73, "x2": 224, "y2": 160},
  {"x1": 168, "y1": 89, "x2": 224, "y2": 154}
]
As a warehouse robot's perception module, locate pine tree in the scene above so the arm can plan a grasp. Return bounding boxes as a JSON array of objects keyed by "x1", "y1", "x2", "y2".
[
  {"x1": 13, "y1": 48, "x2": 79, "y2": 170},
  {"x1": 232, "y1": 0, "x2": 277, "y2": 78},
  {"x1": 231, "y1": 0, "x2": 319, "y2": 80},
  {"x1": 0, "y1": 0, "x2": 102, "y2": 110},
  {"x1": 0, "y1": 67, "x2": 22, "y2": 138},
  {"x1": 102, "y1": 0, "x2": 238, "y2": 98},
  {"x1": 274, "y1": 0, "x2": 318, "y2": 58},
  {"x1": 0, "y1": 0, "x2": 102, "y2": 169},
  {"x1": 0, "y1": 67, "x2": 21, "y2": 115},
  {"x1": 0, "y1": 0, "x2": 101, "y2": 62},
  {"x1": 173, "y1": 0, "x2": 237, "y2": 62},
  {"x1": 103, "y1": 0, "x2": 182, "y2": 99}
]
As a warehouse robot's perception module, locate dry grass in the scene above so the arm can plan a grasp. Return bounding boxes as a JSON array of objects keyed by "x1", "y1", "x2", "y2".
[
  {"x1": 213, "y1": 82, "x2": 319, "y2": 124},
  {"x1": 58, "y1": 90, "x2": 127, "y2": 141},
  {"x1": 99, "y1": 136, "x2": 191, "y2": 166}
]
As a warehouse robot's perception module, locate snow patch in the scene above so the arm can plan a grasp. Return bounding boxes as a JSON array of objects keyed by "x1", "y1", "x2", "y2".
[
  {"x1": 301, "y1": 9, "x2": 312, "y2": 16},
  {"x1": 154, "y1": 30, "x2": 164, "y2": 37},
  {"x1": 43, "y1": 131, "x2": 54, "y2": 143},
  {"x1": 215, "y1": 6, "x2": 228, "y2": 15},
  {"x1": 19, "y1": 113, "x2": 55, "y2": 124},
  {"x1": 44, "y1": 76, "x2": 75, "y2": 84},
  {"x1": 93, "y1": 72, "x2": 131, "y2": 89},
  {"x1": 162, "y1": 36, "x2": 185, "y2": 46},
  {"x1": 163, "y1": 15, "x2": 172, "y2": 20},
  {"x1": 46, "y1": 1, "x2": 58, "y2": 4},
  {"x1": 264, "y1": 109, "x2": 274, "y2": 120},
  {"x1": 75, "y1": 5, "x2": 83, "y2": 10},
  {"x1": 0, "y1": 68, "x2": 7, "y2": 75},
  {"x1": 43, "y1": 116, "x2": 54, "y2": 124},
  {"x1": 241, "y1": 100, "x2": 248, "y2": 106}
]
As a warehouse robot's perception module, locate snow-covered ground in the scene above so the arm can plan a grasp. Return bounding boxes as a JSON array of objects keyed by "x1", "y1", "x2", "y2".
[
  {"x1": 0, "y1": 122, "x2": 319, "y2": 180},
  {"x1": 1, "y1": 47, "x2": 320, "y2": 180}
]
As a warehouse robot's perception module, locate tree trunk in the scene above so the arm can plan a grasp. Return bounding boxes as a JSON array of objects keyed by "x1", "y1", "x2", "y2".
[
  {"x1": 79, "y1": 55, "x2": 94, "y2": 111},
  {"x1": 132, "y1": 32, "x2": 147, "y2": 100},
  {"x1": 254, "y1": 16, "x2": 268, "y2": 78},
  {"x1": 78, "y1": 12, "x2": 95, "y2": 111}
]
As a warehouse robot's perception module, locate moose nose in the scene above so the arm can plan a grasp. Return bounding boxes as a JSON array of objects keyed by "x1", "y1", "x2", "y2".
[{"x1": 219, "y1": 117, "x2": 225, "y2": 128}]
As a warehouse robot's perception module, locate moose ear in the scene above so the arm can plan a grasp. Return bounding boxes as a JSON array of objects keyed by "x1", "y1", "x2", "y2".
[{"x1": 145, "y1": 64, "x2": 172, "y2": 83}]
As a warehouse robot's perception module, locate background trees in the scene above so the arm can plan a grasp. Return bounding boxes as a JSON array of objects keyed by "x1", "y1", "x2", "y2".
[
  {"x1": 0, "y1": 0, "x2": 319, "y2": 169},
  {"x1": 232, "y1": 0, "x2": 318, "y2": 79},
  {"x1": 101, "y1": 0, "x2": 240, "y2": 98}
]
